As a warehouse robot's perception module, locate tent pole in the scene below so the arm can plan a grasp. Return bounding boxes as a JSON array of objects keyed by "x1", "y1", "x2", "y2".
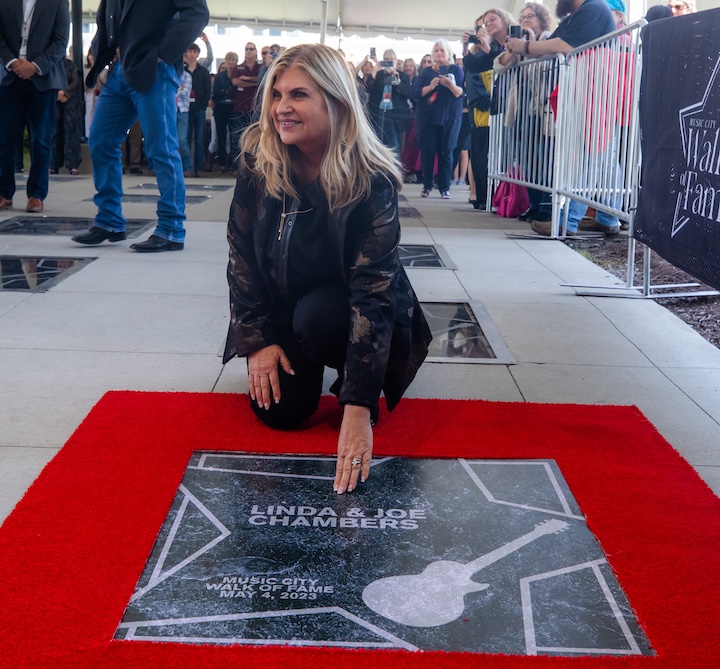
[
  {"x1": 71, "y1": 0, "x2": 84, "y2": 90},
  {"x1": 319, "y1": 0, "x2": 328, "y2": 44}
]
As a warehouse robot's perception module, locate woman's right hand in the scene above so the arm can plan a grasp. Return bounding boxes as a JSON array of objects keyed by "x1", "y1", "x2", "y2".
[
  {"x1": 247, "y1": 345, "x2": 294, "y2": 410},
  {"x1": 478, "y1": 33, "x2": 491, "y2": 54}
]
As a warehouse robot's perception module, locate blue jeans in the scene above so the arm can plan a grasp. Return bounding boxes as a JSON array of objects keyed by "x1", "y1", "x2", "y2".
[
  {"x1": 89, "y1": 61, "x2": 186, "y2": 243},
  {"x1": 566, "y1": 199, "x2": 619, "y2": 233},
  {"x1": 373, "y1": 109, "x2": 400, "y2": 156},
  {"x1": 0, "y1": 79, "x2": 56, "y2": 200},
  {"x1": 176, "y1": 110, "x2": 192, "y2": 171},
  {"x1": 188, "y1": 105, "x2": 206, "y2": 173},
  {"x1": 565, "y1": 138, "x2": 620, "y2": 233}
]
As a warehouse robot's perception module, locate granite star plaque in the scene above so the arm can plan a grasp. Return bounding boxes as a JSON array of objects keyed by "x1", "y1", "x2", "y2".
[{"x1": 115, "y1": 455, "x2": 652, "y2": 656}]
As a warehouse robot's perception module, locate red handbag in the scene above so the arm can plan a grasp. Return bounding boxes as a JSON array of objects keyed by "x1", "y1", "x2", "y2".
[{"x1": 492, "y1": 176, "x2": 529, "y2": 218}]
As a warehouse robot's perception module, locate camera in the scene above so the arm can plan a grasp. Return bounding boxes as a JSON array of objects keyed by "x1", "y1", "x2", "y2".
[
  {"x1": 509, "y1": 25, "x2": 522, "y2": 38},
  {"x1": 468, "y1": 34, "x2": 480, "y2": 44}
]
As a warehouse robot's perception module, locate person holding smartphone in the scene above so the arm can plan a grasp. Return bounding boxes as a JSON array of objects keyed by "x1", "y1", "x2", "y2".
[
  {"x1": 494, "y1": 4, "x2": 555, "y2": 222},
  {"x1": 366, "y1": 49, "x2": 412, "y2": 155},
  {"x1": 462, "y1": 9, "x2": 516, "y2": 209},
  {"x1": 411, "y1": 39, "x2": 464, "y2": 199},
  {"x1": 462, "y1": 8, "x2": 516, "y2": 74}
]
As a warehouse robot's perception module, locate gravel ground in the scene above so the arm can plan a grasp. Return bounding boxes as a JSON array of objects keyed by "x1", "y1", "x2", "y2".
[{"x1": 566, "y1": 236, "x2": 720, "y2": 349}]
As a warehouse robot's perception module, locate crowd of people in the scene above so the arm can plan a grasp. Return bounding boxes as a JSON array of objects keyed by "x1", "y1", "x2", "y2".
[
  {"x1": 1, "y1": 0, "x2": 694, "y2": 218},
  {"x1": 340, "y1": 0, "x2": 695, "y2": 221}
]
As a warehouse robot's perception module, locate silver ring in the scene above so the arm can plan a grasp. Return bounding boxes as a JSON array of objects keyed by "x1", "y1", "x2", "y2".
[{"x1": 351, "y1": 457, "x2": 362, "y2": 467}]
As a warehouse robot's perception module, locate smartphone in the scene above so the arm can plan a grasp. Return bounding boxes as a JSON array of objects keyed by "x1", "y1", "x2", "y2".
[
  {"x1": 370, "y1": 47, "x2": 376, "y2": 59},
  {"x1": 380, "y1": 60, "x2": 394, "y2": 68},
  {"x1": 438, "y1": 65, "x2": 449, "y2": 76},
  {"x1": 468, "y1": 34, "x2": 480, "y2": 44},
  {"x1": 509, "y1": 25, "x2": 522, "y2": 38}
]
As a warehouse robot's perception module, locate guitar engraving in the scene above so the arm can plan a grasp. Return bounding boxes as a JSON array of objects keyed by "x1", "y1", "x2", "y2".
[{"x1": 362, "y1": 519, "x2": 570, "y2": 627}]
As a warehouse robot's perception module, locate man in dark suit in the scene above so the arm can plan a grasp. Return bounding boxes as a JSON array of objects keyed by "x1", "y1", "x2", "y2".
[
  {"x1": 0, "y1": 0, "x2": 70, "y2": 213},
  {"x1": 72, "y1": 0, "x2": 209, "y2": 252}
]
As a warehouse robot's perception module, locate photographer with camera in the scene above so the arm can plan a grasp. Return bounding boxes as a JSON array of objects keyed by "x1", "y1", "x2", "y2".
[
  {"x1": 366, "y1": 49, "x2": 412, "y2": 156},
  {"x1": 462, "y1": 10, "x2": 516, "y2": 210},
  {"x1": 462, "y1": 9, "x2": 516, "y2": 74}
]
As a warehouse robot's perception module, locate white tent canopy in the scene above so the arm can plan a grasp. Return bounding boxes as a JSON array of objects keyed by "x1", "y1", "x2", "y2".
[
  {"x1": 77, "y1": 0, "x2": 522, "y2": 39},
  {"x1": 76, "y1": 1, "x2": 719, "y2": 41}
]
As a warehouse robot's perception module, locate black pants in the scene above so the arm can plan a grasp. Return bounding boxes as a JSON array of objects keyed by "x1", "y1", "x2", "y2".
[
  {"x1": 469, "y1": 125, "x2": 489, "y2": 206},
  {"x1": 51, "y1": 98, "x2": 83, "y2": 171},
  {"x1": 250, "y1": 283, "x2": 350, "y2": 430},
  {"x1": 0, "y1": 78, "x2": 56, "y2": 200},
  {"x1": 213, "y1": 103, "x2": 232, "y2": 168}
]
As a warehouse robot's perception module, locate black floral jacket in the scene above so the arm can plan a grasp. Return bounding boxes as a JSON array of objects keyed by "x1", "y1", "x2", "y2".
[{"x1": 223, "y1": 165, "x2": 432, "y2": 412}]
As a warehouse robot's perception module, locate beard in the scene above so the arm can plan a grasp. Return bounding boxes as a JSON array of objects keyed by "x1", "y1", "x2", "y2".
[{"x1": 556, "y1": 0, "x2": 574, "y2": 18}]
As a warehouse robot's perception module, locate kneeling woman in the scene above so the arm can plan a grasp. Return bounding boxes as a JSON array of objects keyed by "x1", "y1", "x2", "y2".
[{"x1": 223, "y1": 44, "x2": 432, "y2": 495}]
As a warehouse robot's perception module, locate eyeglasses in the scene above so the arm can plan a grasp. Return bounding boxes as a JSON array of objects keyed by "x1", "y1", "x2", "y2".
[
  {"x1": 668, "y1": 2, "x2": 686, "y2": 8},
  {"x1": 474, "y1": 25, "x2": 482, "y2": 31},
  {"x1": 519, "y1": 12, "x2": 537, "y2": 21}
]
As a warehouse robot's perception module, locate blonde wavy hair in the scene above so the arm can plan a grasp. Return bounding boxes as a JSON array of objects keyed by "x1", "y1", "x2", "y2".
[{"x1": 240, "y1": 43, "x2": 402, "y2": 212}]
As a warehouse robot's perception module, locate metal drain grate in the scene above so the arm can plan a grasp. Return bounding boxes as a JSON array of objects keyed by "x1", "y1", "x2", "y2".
[
  {"x1": 84, "y1": 194, "x2": 211, "y2": 204},
  {"x1": 399, "y1": 244, "x2": 456, "y2": 269},
  {"x1": 132, "y1": 183, "x2": 232, "y2": 192},
  {"x1": 0, "y1": 216, "x2": 152, "y2": 237},
  {"x1": 0, "y1": 255, "x2": 94, "y2": 292},
  {"x1": 399, "y1": 206, "x2": 422, "y2": 218},
  {"x1": 421, "y1": 301, "x2": 515, "y2": 363}
]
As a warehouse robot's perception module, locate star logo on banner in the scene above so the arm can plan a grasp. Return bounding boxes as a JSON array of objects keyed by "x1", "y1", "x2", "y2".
[{"x1": 674, "y1": 55, "x2": 720, "y2": 237}]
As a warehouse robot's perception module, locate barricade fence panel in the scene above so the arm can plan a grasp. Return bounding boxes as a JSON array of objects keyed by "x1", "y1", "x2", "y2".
[
  {"x1": 488, "y1": 21, "x2": 645, "y2": 237},
  {"x1": 489, "y1": 54, "x2": 563, "y2": 196}
]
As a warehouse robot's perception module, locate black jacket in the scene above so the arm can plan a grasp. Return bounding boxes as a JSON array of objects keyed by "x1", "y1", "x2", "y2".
[
  {"x1": 187, "y1": 63, "x2": 211, "y2": 109},
  {"x1": 86, "y1": 0, "x2": 209, "y2": 93},
  {"x1": 0, "y1": 0, "x2": 69, "y2": 92},
  {"x1": 212, "y1": 69, "x2": 233, "y2": 105},
  {"x1": 463, "y1": 42, "x2": 504, "y2": 74},
  {"x1": 224, "y1": 165, "x2": 432, "y2": 412}
]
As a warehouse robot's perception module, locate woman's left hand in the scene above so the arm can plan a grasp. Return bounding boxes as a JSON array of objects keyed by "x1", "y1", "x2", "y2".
[
  {"x1": 334, "y1": 405, "x2": 373, "y2": 494},
  {"x1": 247, "y1": 344, "x2": 294, "y2": 410},
  {"x1": 505, "y1": 37, "x2": 526, "y2": 54}
]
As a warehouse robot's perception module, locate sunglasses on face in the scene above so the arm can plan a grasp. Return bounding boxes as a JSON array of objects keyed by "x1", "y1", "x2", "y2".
[{"x1": 668, "y1": 2, "x2": 686, "y2": 8}]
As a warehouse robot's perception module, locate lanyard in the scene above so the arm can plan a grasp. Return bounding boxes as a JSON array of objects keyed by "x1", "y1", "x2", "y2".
[{"x1": 20, "y1": 0, "x2": 38, "y2": 59}]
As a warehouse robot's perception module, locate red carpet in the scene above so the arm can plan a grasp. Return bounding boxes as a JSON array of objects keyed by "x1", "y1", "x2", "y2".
[{"x1": 0, "y1": 392, "x2": 719, "y2": 668}]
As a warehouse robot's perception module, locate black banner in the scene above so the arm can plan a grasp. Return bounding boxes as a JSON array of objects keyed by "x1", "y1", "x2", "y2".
[{"x1": 635, "y1": 10, "x2": 720, "y2": 290}]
